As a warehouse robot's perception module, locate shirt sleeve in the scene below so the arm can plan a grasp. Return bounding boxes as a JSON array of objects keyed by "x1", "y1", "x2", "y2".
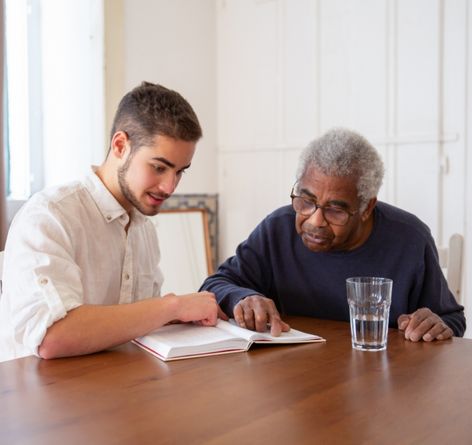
[
  {"x1": 3, "y1": 200, "x2": 85, "y2": 355},
  {"x1": 414, "y1": 236, "x2": 466, "y2": 337}
]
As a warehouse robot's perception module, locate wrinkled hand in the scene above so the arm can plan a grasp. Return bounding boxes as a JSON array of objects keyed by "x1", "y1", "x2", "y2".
[
  {"x1": 233, "y1": 295, "x2": 290, "y2": 337},
  {"x1": 397, "y1": 307, "x2": 453, "y2": 342}
]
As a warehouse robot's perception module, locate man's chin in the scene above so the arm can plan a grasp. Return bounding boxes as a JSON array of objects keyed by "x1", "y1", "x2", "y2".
[
  {"x1": 142, "y1": 207, "x2": 162, "y2": 216},
  {"x1": 134, "y1": 203, "x2": 163, "y2": 216}
]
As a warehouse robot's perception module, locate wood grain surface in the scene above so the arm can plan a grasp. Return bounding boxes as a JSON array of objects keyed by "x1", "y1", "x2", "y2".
[{"x1": 1, "y1": 317, "x2": 471, "y2": 444}]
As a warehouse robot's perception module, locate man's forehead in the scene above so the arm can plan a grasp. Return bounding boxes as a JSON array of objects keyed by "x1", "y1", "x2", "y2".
[
  {"x1": 300, "y1": 169, "x2": 355, "y2": 185},
  {"x1": 298, "y1": 169, "x2": 358, "y2": 197}
]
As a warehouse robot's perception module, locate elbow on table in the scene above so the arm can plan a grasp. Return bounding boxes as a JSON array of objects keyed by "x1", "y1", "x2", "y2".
[
  {"x1": 38, "y1": 332, "x2": 74, "y2": 359},
  {"x1": 38, "y1": 338, "x2": 61, "y2": 359}
]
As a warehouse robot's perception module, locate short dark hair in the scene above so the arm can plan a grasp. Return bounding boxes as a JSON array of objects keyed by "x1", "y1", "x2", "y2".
[{"x1": 110, "y1": 81, "x2": 202, "y2": 150}]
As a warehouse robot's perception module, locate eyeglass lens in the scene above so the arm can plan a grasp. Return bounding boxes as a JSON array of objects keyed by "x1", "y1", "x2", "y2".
[{"x1": 292, "y1": 197, "x2": 349, "y2": 225}]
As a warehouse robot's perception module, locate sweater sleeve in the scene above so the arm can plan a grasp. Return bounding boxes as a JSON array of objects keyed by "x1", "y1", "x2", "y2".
[
  {"x1": 200, "y1": 218, "x2": 275, "y2": 316},
  {"x1": 417, "y1": 237, "x2": 466, "y2": 337}
]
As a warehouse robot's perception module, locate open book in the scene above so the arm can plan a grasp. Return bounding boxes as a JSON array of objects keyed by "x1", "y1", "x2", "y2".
[{"x1": 133, "y1": 319, "x2": 325, "y2": 361}]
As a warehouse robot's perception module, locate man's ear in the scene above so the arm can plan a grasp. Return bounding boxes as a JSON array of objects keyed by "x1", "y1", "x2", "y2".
[
  {"x1": 361, "y1": 197, "x2": 377, "y2": 222},
  {"x1": 109, "y1": 131, "x2": 130, "y2": 160}
]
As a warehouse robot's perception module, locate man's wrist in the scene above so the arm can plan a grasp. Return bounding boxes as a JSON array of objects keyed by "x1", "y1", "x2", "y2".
[{"x1": 158, "y1": 293, "x2": 180, "y2": 323}]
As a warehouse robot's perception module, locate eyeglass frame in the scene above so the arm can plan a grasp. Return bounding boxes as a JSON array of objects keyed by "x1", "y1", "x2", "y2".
[{"x1": 290, "y1": 185, "x2": 359, "y2": 226}]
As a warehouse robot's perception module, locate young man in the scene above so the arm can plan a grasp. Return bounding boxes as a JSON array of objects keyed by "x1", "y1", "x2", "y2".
[
  {"x1": 0, "y1": 82, "x2": 225, "y2": 360},
  {"x1": 200, "y1": 128, "x2": 466, "y2": 341}
]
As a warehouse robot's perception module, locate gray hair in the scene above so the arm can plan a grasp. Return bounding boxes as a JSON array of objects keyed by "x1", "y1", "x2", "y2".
[{"x1": 296, "y1": 128, "x2": 384, "y2": 210}]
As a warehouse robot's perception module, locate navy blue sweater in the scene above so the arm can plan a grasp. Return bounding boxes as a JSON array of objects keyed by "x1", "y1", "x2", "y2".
[{"x1": 201, "y1": 202, "x2": 466, "y2": 336}]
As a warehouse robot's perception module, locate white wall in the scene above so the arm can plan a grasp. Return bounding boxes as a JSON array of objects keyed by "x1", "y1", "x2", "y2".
[
  {"x1": 465, "y1": 1, "x2": 472, "y2": 337},
  {"x1": 42, "y1": 0, "x2": 105, "y2": 187},
  {"x1": 216, "y1": 0, "x2": 318, "y2": 261},
  {"x1": 115, "y1": 0, "x2": 217, "y2": 194}
]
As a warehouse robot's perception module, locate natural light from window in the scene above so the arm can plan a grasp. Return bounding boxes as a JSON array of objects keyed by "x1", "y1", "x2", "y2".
[
  {"x1": 5, "y1": 0, "x2": 31, "y2": 199},
  {"x1": 4, "y1": 0, "x2": 105, "y2": 219}
]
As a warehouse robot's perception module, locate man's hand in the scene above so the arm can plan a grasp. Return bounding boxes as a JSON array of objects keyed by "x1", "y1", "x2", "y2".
[
  {"x1": 169, "y1": 291, "x2": 228, "y2": 327},
  {"x1": 233, "y1": 295, "x2": 290, "y2": 337},
  {"x1": 397, "y1": 307, "x2": 453, "y2": 342}
]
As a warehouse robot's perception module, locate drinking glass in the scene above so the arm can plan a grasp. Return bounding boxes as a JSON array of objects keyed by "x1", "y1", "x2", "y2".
[{"x1": 346, "y1": 277, "x2": 393, "y2": 351}]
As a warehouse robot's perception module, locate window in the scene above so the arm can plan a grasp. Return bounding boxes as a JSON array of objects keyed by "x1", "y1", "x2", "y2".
[
  {"x1": 4, "y1": 0, "x2": 105, "y2": 220},
  {"x1": 5, "y1": 0, "x2": 38, "y2": 199}
]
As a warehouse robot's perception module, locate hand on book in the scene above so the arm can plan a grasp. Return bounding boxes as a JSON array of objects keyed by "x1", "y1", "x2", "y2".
[
  {"x1": 193, "y1": 304, "x2": 229, "y2": 326},
  {"x1": 165, "y1": 291, "x2": 228, "y2": 327},
  {"x1": 233, "y1": 295, "x2": 290, "y2": 337}
]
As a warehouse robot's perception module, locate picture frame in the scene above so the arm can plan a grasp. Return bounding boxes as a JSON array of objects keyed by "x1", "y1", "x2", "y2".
[{"x1": 149, "y1": 208, "x2": 213, "y2": 295}]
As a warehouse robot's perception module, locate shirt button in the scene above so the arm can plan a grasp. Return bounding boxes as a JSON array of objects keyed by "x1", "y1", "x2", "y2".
[
  {"x1": 106, "y1": 215, "x2": 112, "y2": 221},
  {"x1": 39, "y1": 277, "x2": 49, "y2": 286},
  {"x1": 124, "y1": 273, "x2": 130, "y2": 280}
]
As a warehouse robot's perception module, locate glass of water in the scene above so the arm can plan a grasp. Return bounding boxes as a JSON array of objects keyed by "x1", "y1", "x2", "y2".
[{"x1": 346, "y1": 277, "x2": 393, "y2": 351}]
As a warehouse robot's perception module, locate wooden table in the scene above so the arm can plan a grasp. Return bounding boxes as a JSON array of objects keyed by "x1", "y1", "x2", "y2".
[{"x1": 1, "y1": 317, "x2": 471, "y2": 444}]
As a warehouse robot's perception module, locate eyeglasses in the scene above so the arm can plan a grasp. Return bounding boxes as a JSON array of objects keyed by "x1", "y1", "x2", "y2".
[{"x1": 290, "y1": 188, "x2": 358, "y2": 226}]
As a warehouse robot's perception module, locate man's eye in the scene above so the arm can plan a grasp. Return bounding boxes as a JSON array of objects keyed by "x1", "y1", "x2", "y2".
[
  {"x1": 301, "y1": 197, "x2": 314, "y2": 205},
  {"x1": 154, "y1": 165, "x2": 166, "y2": 173},
  {"x1": 325, "y1": 207, "x2": 346, "y2": 215}
]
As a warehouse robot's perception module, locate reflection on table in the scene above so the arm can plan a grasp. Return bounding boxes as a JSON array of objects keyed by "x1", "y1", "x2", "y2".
[{"x1": 1, "y1": 317, "x2": 471, "y2": 444}]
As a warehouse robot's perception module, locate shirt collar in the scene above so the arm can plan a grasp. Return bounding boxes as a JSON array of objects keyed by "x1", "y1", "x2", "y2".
[{"x1": 84, "y1": 166, "x2": 147, "y2": 226}]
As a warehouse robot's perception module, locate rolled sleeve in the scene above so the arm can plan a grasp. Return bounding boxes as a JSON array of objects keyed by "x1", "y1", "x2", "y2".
[{"x1": 3, "y1": 201, "x2": 85, "y2": 356}]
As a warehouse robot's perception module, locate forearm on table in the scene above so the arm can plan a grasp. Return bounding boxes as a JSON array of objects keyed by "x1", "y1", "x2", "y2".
[{"x1": 38, "y1": 296, "x2": 180, "y2": 359}]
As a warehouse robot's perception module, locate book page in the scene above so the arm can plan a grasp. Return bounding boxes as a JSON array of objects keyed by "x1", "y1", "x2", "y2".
[
  {"x1": 216, "y1": 319, "x2": 324, "y2": 343},
  {"x1": 134, "y1": 323, "x2": 250, "y2": 360}
]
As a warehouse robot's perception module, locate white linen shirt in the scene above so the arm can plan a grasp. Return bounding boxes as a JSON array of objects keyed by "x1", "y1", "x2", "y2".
[{"x1": 0, "y1": 168, "x2": 163, "y2": 360}]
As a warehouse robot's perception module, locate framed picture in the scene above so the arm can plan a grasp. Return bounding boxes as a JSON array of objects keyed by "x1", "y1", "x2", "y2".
[
  {"x1": 149, "y1": 208, "x2": 213, "y2": 295},
  {"x1": 160, "y1": 194, "x2": 218, "y2": 270}
]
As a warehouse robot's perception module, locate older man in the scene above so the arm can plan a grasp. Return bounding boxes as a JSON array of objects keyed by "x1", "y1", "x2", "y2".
[{"x1": 200, "y1": 128, "x2": 466, "y2": 341}]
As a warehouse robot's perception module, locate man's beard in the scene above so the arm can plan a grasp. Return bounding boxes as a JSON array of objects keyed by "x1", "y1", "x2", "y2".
[{"x1": 117, "y1": 156, "x2": 164, "y2": 216}]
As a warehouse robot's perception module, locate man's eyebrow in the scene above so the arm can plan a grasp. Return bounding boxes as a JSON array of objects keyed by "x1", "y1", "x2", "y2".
[
  {"x1": 151, "y1": 157, "x2": 175, "y2": 168},
  {"x1": 299, "y1": 187, "x2": 315, "y2": 198},
  {"x1": 151, "y1": 157, "x2": 192, "y2": 171},
  {"x1": 327, "y1": 200, "x2": 350, "y2": 209}
]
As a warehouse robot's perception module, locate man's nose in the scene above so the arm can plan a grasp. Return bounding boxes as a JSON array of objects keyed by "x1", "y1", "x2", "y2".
[
  {"x1": 158, "y1": 172, "x2": 178, "y2": 195},
  {"x1": 306, "y1": 206, "x2": 328, "y2": 227}
]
